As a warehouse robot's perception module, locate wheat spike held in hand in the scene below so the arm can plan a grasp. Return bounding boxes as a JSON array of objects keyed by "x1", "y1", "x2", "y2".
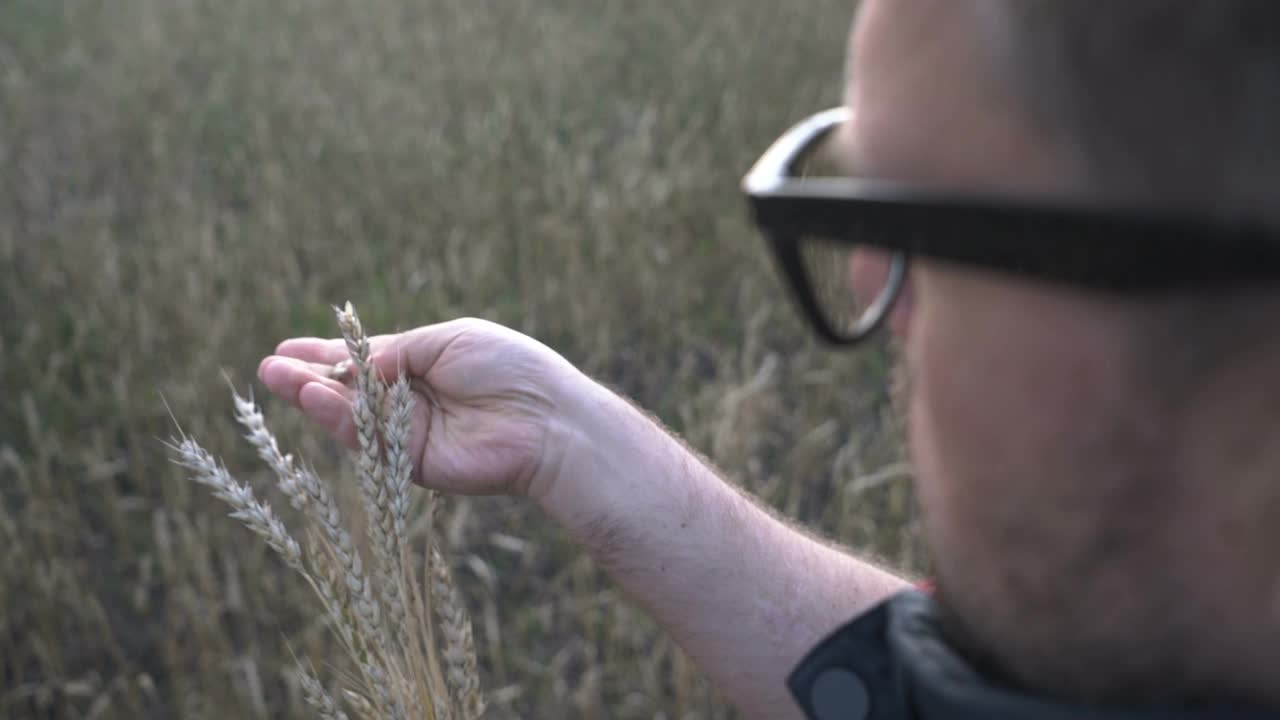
[
  {"x1": 335, "y1": 303, "x2": 403, "y2": 651},
  {"x1": 170, "y1": 301, "x2": 485, "y2": 720}
]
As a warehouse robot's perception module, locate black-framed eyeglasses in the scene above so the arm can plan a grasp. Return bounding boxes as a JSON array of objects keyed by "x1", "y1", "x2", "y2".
[{"x1": 743, "y1": 107, "x2": 1280, "y2": 346}]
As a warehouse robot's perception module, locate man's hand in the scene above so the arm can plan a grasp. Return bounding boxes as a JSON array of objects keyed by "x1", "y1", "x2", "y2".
[
  {"x1": 260, "y1": 317, "x2": 906, "y2": 719},
  {"x1": 258, "y1": 317, "x2": 590, "y2": 501}
]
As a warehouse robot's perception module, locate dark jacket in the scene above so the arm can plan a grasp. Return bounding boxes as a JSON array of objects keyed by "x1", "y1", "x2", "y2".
[{"x1": 790, "y1": 591, "x2": 1276, "y2": 720}]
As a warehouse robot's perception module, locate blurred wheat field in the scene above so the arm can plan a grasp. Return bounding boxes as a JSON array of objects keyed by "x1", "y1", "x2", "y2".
[{"x1": 0, "y1": 0, "x2": 926, "y2": 717}]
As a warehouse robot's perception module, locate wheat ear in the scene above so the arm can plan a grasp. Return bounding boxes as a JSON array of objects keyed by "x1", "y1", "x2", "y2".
[
  {"x1": 342, "y1": 689, "x2": 376, "y2": 719},
  {"x1": 430, "y1": 545, "x2": 484, "y2": 720},
  {"x1": 229, "y1": 388, "x2": 410, "y2": 720},
  {"x1": 382, "y1": 375, "x2": 417, "y2": 653},
  {"x1": 169, "y1": 436, "x2": 303, "y2": 573},
  {"x1": 298, "y1": 664, "x2": 351, "y2": 720},
  {"x1": 169, "y1": 421, "x2": 397, "y2": 712},
  {"x1": 335, "y1": 303, "x2": 402, "y2": 645},
  {"x1": 231, "y1": 390, "x2": 384, "y2": 662},
  {"x1": 384, "y1": 375, "x2": 415, "y2": 557},
  {"x1": 232, "y1": 390, "x2": 309, "y2": 511}
]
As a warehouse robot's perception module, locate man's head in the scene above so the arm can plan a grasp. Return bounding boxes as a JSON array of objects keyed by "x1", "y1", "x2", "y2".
[{"x1": 841, "y1": 0, "x2": 1280, "y2": 706}]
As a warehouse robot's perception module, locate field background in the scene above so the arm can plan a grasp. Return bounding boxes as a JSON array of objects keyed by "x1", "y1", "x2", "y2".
[{"x1": 0, "y1": 1, "x2": 925, "y2": 717}]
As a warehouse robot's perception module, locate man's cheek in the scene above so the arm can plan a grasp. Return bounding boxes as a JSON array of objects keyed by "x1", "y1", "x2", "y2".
[
  {"x1": 848, "y1": 249, "x2": 913, "y2": 338},
  {"x1": 847, "y1": 250, "x2": 887, "y2": 308},
  {"x1": 904, "y1": 355, "x2": 973, "y2": 575},
  {"x1": 888, "y1": 278, "x2": 912, "y2": 338},
  {"x1": 903, "y1": 293, "x2": 1010, "y2": 525}
]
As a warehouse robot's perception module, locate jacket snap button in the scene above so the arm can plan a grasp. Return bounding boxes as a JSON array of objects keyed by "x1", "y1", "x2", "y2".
[{"x1": 810, "y1": 667, "x2": 870, "y2": 720}]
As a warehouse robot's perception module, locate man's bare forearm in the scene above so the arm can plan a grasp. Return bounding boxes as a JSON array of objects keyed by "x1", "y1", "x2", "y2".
[{"x1": 536, "y1": 382, "x2": 909, "y2": 719}]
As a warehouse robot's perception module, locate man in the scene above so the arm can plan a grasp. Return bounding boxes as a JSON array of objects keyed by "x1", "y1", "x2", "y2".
[{"x1": 258, "y1": 1, "x2": 1280, "y2": 717}]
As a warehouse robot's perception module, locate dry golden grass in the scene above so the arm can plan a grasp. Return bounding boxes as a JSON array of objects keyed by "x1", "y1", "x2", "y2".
[{"x1": 0, "y1": 0, "x2": 924, "y2": 717}]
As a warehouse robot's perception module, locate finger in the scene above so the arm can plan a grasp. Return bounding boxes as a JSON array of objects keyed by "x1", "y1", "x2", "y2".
[
  {"x1": 298, "y1": 381, "x2": 359, "y2": 450},
  {"x1": 258, "y1": 356, "x2": 352, "y2": 406},
  {"x1": 275, "y1": 334, "x2": 405, "y2": 366},
  {"x1": 273, "y1": 337, "x2": 350, "y2": 364}
]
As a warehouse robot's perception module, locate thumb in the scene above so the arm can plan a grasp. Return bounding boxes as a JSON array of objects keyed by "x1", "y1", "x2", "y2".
[{"x1": 368, "y1": 318, "x2": 485, "y2": 382}]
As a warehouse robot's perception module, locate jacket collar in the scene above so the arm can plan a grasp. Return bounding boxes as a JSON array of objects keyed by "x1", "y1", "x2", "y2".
[{"x1": 789, "y1": 590, "x2": 1277, "y2": 720}]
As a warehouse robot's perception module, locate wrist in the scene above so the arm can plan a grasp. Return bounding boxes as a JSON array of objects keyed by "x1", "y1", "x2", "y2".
[{"x1": 529, "y1": 376, "x2": 678, "y2": 532}]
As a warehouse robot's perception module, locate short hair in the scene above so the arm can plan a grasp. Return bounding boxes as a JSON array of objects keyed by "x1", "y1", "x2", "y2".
[
  {"x1": 979, "y1": 1, "x2": 1280, "y2": 220},
  {"x1": 977, "y1": 2, "x2": 1280, "y2": 408}
]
